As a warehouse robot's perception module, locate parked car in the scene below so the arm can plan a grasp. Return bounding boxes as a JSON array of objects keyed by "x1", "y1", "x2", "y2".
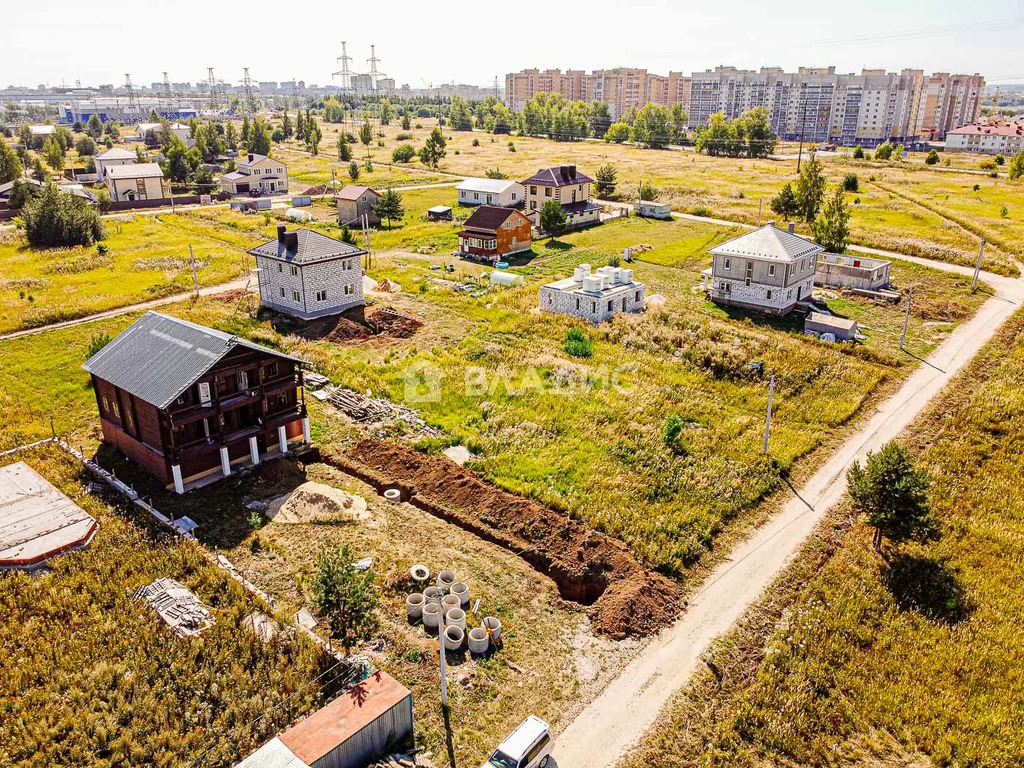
[{"x1": 483, "y1": 716, "x2": 552, "y2": 768}]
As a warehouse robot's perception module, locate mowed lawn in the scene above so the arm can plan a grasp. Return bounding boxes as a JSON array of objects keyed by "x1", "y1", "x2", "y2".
[{"x1": 0, "y1": 207, "x2": 987, "y2": 576}]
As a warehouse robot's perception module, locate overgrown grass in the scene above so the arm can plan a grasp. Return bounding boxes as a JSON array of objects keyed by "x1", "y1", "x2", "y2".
[{"x1": 622, "y1": 310, "x2": 1024, "y2": 767}]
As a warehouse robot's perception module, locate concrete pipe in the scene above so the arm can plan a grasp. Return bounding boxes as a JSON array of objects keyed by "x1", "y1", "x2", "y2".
[
  {"x1": 446, "y1": 607, "x2": 467, "y2": 631},
  {"x1": 436, "y1": 570, "x2": 456, "y2": 593},
  {"x1": 384, "y1": 488, "x2": 401, "y2": 502},
  {"x1": 422, "y1": 601, "x2": 441, "y2": 629},
  {"x1": 406, "y1": 593, "x2": 425, "y2": 620},
  {"x1": 483, "y1": 616, "x2": 502, "y2": 643},
  {"x1": 468, "y1": 627, "x2": 489, "y2": 654},
  {"x1": 451, "y1": 581, "x2": 470, "y2": 607},
  {"x1": 423, "y1": 585, "x2": 442, "y2": 602},
  {"x1": 410, "y1": 564, "x2": 430, "y2": 584},
  {"x1": 443, "y1": 625, "x2": 465, "y2": 651},
  {"x1": 441, "y1": 593, "x2": 462, "y2": 614}
]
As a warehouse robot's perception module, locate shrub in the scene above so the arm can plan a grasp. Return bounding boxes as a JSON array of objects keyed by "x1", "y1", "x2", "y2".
[
  {"x1": 508, "y1": 141, "x2": 516, "y2": 152},
  {"x1": 842, "y1": 173, "x2": 859, "y2": 192},
  {"x1": 852, "y1": 145, "x2": 865, "y2": 159},
  {"x1": 21, "y1": 183, "x2": 104, "y2": 247},
  {"x1": 86, "y1": 331, "x2": 111, "y2": 360},
  {"x1": 661, "y1": 414, "x2": 688, "y2": 455},
  {"x1": 396, "y1": 132, "x2": 413, "y2": 140},
  {"x1": 564, "y1": 328, "x2": 592, "y2": 358},
  {"x1": 925, "y1": 149, "x2": 940, "y2": 165},
  {"x1": 391, "y1": 144, "x2": 416, "y2": 163},
  {"x1": 994, "y1": 154, "x2": 1005, "y2": 166},
  {"x1": 472, "y1": 138, "x2": 480, "y2": 147}
]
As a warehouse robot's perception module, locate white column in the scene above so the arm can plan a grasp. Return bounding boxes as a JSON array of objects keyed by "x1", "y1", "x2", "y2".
[
  {"x1": 302, "y1": 417, "x2": 311, "y2": 443},
  {"x1": 278, "y1": 425, "x2": 288, "y2": 454},
  {"x1": 249, "y1": 436, "x2": 260, "y2": 465},
  {"x1": 171, "y1": 464, "x2": 184, "y2": 495},
  {"x1": 220, "y1": 446, "x2": 231, "y2": 476}
]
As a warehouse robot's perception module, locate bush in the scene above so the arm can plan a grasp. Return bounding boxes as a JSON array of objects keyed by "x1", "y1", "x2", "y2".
[
  {"x1": 853, "y1": 145, "x2": 865, "y2": 159},
  {"x1": 86, "y1": 331, "x2": 111, "y2": 360},
  {"x1": 661, "y1": 414, "x2": 688, "y2": 455},
  {"x1": 925, "y1": 149, "x2": 940, "y2": 165},
  {"x1": 994, "y1": 154, "x2": 1005, "y2": 166},
  {"x1": 391, "y1": 144, "x2": 416, "y2": 163},
  {"x1": 472, "y1": 138, "x2": 480, "y2": 147},
  {"x1": 21, "y1": 183, "x2": 104, "y2": 247},
  {"x1": 507, "y1": 141, "x2": 516, "y2": 152},
  {"x1": 564, "y1": 328, "x2": 592, "y2": 358},
  {"x1": 842, "y1": 173, "x2": 859, "y2": 192},
  {"x1": 396, "y1": 132, "x2": 413, "y2": 140}
]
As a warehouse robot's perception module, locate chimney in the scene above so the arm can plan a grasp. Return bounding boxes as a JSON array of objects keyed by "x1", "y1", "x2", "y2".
[
  {"x1": 248, "y1": 153, "x2": 254, "y2": 162},
  {"x1": 284, "y1": 231, "x2": 299, "y2": 250},
  {"x1": 766, "y1": 219, "x2": 776, "y2": 228},
  {"x1": 561, "y1": 164, "x2": 575, "y2": 181},
  {"x1": 277, "y1": 224, "x2": 286, "y2": 242},
  {"x1": 788, "y1": 222, "x2": 796, "y2": 234}
]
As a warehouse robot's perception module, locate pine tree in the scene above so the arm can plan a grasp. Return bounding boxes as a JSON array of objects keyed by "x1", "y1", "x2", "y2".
[
  {"x1": 372, "y1": 188, "x2": 404, "y2": 229},
  {"x1": 811, "y1": 186, "x2": 851, "y2": 253},
  {"x1": 847, "y1": 441, "x2": 933, "y2": 552},
  {"x1": 795, "y1": 151, "x2": 826, "y2": 222},
  {"x1": 312, "y1": 542, "x2": 378, "y2": 654}
]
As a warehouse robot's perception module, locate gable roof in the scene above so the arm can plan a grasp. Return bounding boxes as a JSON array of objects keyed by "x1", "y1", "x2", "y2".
[
  {"x1": 95, "y1": 147, "x2": 137, "y2": 160},
  {"x1": 106, "y1": 162, "x2": 164, "y2": 180},
  {"x1": 456, "y1": 178, "x2": 522, "y2": 194},
  {"x1": 461, "y1": 205, "x2": 524, "y2": 232},
  {"x1": 248, "y1": 228, "x2": 367, "y2": 265},
  {"x1": 335, "y1": 185, "x2": 378, "y2": 201},
  {"x1": 240, "y1": 153, "x2": 275, "y2": 165},
  {"x1": 709, "y1": 224, "x2": 823, "y2": 261},
  {"x1": 83, "y1": 311, "x2": 304, "y2": 409},
  {"x1": 948, "y1": 120, "x2": 1024, "y2": 137},
  {"x1": 521, "y1": 166, "x2": 594, "y2": 187}
]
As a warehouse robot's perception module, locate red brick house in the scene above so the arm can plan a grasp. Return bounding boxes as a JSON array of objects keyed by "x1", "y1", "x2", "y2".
[
  {"x1": 83, "y1": 312, "x2": 309, "y2": 494},
  {"x1": 457, "y1": 206, "x2": 532, "y2": 264}
]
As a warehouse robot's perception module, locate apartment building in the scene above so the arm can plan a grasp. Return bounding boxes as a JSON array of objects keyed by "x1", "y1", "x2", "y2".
[
  {"x1": 506, "y1": 65, "x2": 983, "y2": 144},
  {"x1": 945, "y1": 120, "x2": 1024, "y2": 155}
]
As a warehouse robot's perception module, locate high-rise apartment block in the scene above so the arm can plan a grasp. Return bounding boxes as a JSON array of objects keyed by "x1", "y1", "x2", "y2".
[{"x1": 505, "y1": 65, "x2": 984, "y2": 145}]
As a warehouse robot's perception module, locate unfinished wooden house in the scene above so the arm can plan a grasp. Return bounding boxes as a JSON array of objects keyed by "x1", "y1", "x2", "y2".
[{"x1": 83, "y1": 311, "x2": 309, "y2": 494}]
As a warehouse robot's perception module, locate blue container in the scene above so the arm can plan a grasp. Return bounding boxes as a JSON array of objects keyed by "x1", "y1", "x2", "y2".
[{"x1": 496, "y1": 261, "x2": 509, "y2": 270}]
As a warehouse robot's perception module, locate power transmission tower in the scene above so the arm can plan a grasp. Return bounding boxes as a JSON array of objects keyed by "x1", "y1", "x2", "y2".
[
  {"x1": 333, "y1": 41, "x2": 353, "y2": 92},
  {"x1": 493, "y1": 75, "x2": 499, "y2": 101},
  {"x1": 367, "y1": 44, "x2": 387, "y2": 134},
  {"x1": 124, "y1": 73, "x2": 136, "y2": 110},
  {"x1": 207, "y1": 67, "x2": 219, "y2": 111},
  {"x1": 241, "y1": 67, "x2": 258, "y2": 115}
]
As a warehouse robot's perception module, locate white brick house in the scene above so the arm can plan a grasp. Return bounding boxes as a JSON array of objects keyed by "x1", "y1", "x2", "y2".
[
  {"x1": 220, "y1": 153, "x2": 289, "y2": 196},
  {"x1": 93, "y1": 147, "x2": 137, "y2": 181},
  {"x1": 704, "y1": 222, "x2": 819, "y2": 315},
  {"x1": 249, "y1": 225, "x2": 366, "y2": 320},
  {"x1": 105, "y1": 163, "x2": 166, "y2": 202},
  {"x1": 539, "y1": 264, "x2": 645, "y2": 324},
  {"x1": 456, "y1": 178, "x2": 525, "y2": 207}
]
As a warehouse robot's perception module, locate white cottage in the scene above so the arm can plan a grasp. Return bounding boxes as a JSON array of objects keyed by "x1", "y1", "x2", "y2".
[
  {"x1": 106, "y1": 163, "x2": 166, "y2": 202},
  {"x1": 539, "y1": 264, "x2": 645, "y2": 324},
  {"x1": 456, "y1": 178, "x2": 525, "y2": 208},
  {"x1": 704, "y1": 222, "x2": 819, "y2": 315},
  {"x1": 93, "y1": 147, "x2": 137, "y2": 181},
  {"x1": 220, "y1": 153, "x2": 289, "y2": 196},
  {"x1": 249, "y1": 225, "x2": 367, "y2": 320}
]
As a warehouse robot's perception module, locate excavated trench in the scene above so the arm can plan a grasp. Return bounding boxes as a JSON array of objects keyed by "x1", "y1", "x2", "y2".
[{"x1": 324, "y1": 438, "x2": 681, "y2": 639}]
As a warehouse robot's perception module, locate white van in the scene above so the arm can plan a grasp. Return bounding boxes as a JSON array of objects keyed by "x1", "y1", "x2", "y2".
[{"x1": 483, "y1": 715, "x2": 553, "y2": 768}]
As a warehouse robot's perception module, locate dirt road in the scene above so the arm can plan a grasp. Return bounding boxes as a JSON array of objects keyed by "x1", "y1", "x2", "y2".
[{"x1": 553, "y1": 264, "x2": 1023, "y2": 768}]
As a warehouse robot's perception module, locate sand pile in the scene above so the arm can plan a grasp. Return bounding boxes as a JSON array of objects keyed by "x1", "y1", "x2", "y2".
[{"x1": 266, "y1": 482, "x2": 368, "y2": 524}]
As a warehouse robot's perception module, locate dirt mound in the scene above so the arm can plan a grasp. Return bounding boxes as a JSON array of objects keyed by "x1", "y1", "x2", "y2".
[
  {"x1": 332, "y1": 439, "x2": 681, "y2": 639},
  {"x1": 266, "y1": 481, "x2": 368, "y2": 524},
  {"x1": 365, "y1": 307, "x2": 422, "y2": 338}
]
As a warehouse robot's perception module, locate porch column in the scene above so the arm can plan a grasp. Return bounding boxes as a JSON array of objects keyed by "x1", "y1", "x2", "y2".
[
  {"x1": 220, "y1": 446, "x2": 231, "y2": 476},
  {"x1": 171, "y1": 464, "x2": 184, "y2": 495},
  {"x1": 302, "y1": 417, "x2": 311, "y2": 444},
  {"x1": 278, "y1": 425, "x2": 289, "y2": 454},
  {"x1": 249, "y1": 436, "x2": 260, "y2": 465}
]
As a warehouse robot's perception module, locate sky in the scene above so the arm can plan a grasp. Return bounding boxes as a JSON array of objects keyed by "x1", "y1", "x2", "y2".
[{"x1": 4, "y1": 0, "x2": 1022, "y2": 89}]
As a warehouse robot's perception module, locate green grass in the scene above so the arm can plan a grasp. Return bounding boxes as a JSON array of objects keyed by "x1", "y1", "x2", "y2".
[{"x1": 622, "y1": 310, "x2": 1024, "y2": 767}]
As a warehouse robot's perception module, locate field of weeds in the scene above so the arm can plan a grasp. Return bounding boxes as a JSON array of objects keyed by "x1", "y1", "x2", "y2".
[{"x1": 622, "y1": 311, "x2": 1024, "y2": 767}]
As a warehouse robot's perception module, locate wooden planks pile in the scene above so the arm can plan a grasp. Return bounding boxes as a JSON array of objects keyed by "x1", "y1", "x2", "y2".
[{"x1": 326, "y1": 388, "x2": 441, "y2": 437}]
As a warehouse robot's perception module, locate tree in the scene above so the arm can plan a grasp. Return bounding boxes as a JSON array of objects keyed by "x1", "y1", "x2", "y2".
[
  {"x1": 994, "y1": 153, "x2": 1005, "y2": 166},
  {"x1": 485, "y1": 168, "x2": 508, "y2": 179},
  {"x1": 811, "y1": 186, "x2": 851, "y2": 253},
  {"x1": 588, "y1": 100, "x2": 612, "y2": 139},
  {"x1": 874, "y1": 141, "x2": 894, "y2": 161},
  {"x1": 0, "y1": 139, "x2": 22, "y2": 184},
  {"x1": 639, "y1": 182, "x2": 659, "y2": 201},
  {"x1": 86, "y1": 114, "x2": 103, "y2": 139},
  {"x1": 540, "y1": 199, "x2": 567, "y2": 237},
  {"x1": 853, "y1": 144, "x2": 865, "y2": 159},
  {"x1": 322, "y1": 98, "x2": 344, "y2": 124},
  {"x1": 418, "y1": 127, "x2": 446, "y2": 168},
  {"x1": 373, "y1": 188, "x2": 404, "y2": 229},
  {"x1": 359, "y1": 122, "x2": 373, "y2": 152},
  {"x1": 21, "y1": 183, "x2": 105, "y2": 247},
  {"x1": 348, "y1": 160, "x2": 360, "y2": 181},
  {"x1": 448, "y1": 96, "x2": 473, "y2": 131},
  {"x1": 595, "y1": 163, "x2": 617, "y2": 198},
  {"x1": 1008, "y1": 150, "x2": 1024, "y2": 181},
  {"x1": 379, "y1": 99, "x2": 394, "y2": 126},
  {"x1": 304, "y1": 115, "x2": 322, "y2": 156},
  {"x1": 401, "y1": 112, "x2": 411, "y2": 131},
  {"x1": 282, "y1": 111, "x2": 293, "y2": 139},
  {"x1": 225, "y1": 120, "x2": 239, "y2": 151},
  {"x1": 742, "y1": 107, "x2": 777, "y2": 158},
  {"x1": 41, "y1": 137, "x2": 63, "y2": 173},
  {"x1": 795, "y1": 151, "x2": 826, "y2": 222},
  {"x1": 135, "y1": 146, "x2": 148, "y2": 163},
  {"x1": 162, "y1": 135, "x2": 198, "y2": 183},
  {"x1": 190, "y1": 163, "x2": 213, "y2": 194},
  {"x1": 247, "y1": 118, "x2": 272, "y2": 156},
  {"x1": 337, "y1": 132, "x2": 352, "y2": 162},
  {"x1": 842, "y1": 173, "x2": 859, "y2": 192},
  {"x1": 241, "y1": 115, "x2": 251, "y2": 146},
  {"x1": 391, "y1": 144, "x2": 416, "y2": 163},
  {"x1": 74, "y1": 134, "x2": 96, "y2": 157},
  {"x1": 925, "y1": 148, "x2": 940, "y2": 165},
  {"x1": 312, "y1": 541, "x2": 378, "y2": 654},
  {"x1": 31, "y1": 158, "x2": 46, "y2": 182},
  {"x1": 630, "y1": 104, "x2": 673, "y2": 148},
  {"x1": 9, "y1": 179, "x2": 38, "y2": 209},
  {"x1": 892, "y1": 144, "x2": 905, "y2": 161},
  {"x1": 670, "y1": 104, "x2": 688, "y2": 143},
  {"x1": 769, "y1": 182, "x2": 800, "y2": 220},
  {"x1": 604, "y1": 122, "x2": 631, "y2": 143},
  {"x1": 295, "y1": 110, "x2": 305, "y2": 141},
  {"x1": 340, "y1": 223, "x2": 356, "y2": 245},
  {"x1": 847, "y1": 441, "x2": 933, "y2": 552},
  {"x1": 695, "y1": 112, "x2": 735, "y2": 156}
]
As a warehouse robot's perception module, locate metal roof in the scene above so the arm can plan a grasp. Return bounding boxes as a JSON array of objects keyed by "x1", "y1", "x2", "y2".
[
  {"x1": 82, "y1": 311, "x2": 304, "y2": 410},
  {"x1": 335, "y1": 185, "x2": 378, "y2": 201},
  {"x1": 106, "y1": 162, "x2": 164, "y2": 180},
  {"x1": 461, "y1": 205, "x2": 523, "y2": 232},
  {"x1": 248, "y1": 228, "x2": 367, "y2": 265},
  {"x1": 95, "y1": 148, "x2": 137, "y2": 160},
  {"x1": 709, "y1": 224, "x2": 823, "y2": 261},
  {"x1": 521, "y1": 165, "x2": 594, "y2": 187},
  {"x1": 457, "y1": 177, "x2": 523, "y2": 194},
  {"x1": 235, "y1": 738, "x2": 309, "y2": 768}
]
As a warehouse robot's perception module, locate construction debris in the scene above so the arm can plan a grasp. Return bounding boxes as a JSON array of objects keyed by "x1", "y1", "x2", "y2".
[
  {"x1": 243, "y1": 611, "x2": 279, "y2": 642},
  {"x1": 265, "y1": 481, "x2": 369, "y2": 524},
  {"x1": 326, "y1": 388, "x2": 440, "y2": 437},
  {"x1": 133, "y1": 578, "x2": 214, "y2": 638},
  {"x1": 368, "y1": 751, "x2": 435, "y2": 768},
  {"x1": 375, "y1": 278, "x2": 402, "y2": 293}
]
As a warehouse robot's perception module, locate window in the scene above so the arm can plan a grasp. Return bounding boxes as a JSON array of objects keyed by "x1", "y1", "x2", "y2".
[
  {"x1": 544, "y1": 187, "x2": 552, "y2": 197},
  {"x1": 316, "y1": 290, "x2": 327, "y2": 302},
  {"x1": 102, "y1": 396, "x2": 109, "y2": 413},
  {"x1": 607, "y1": 300, "x2": 613, "y2": 311},
  {"x1": 474, "y1": 192, "x2": 479, "y2": 200},
  {"x1": 293, "y1": 290, "x2": 301, "y2": 302},
  {"x1": 591, "y1": 301, "x2": 597, "y2": 312},
  {"x1": 266, "y1": 362, "x2": 278, "y2": 378},
  {"x1": 530, "y1": 185, "x2": 536, "y2": 195},
  {"x1": 530, "y1": 200, "x2": 537, "y2": 210},
  {"x1": 290, "y1": 266, "x2": 299, "y2": 276},
  {"x1": 524, "y1": 734, "x2": 551, "y2": 766},
  {"x1": 277, "y1": 263, "x2": 283, "y2": 272},
  {"x1": 768, "y1": 264, "x2": 775, "y2": 277},
  {"x1": 198, "y1": 382, "x2": 212, "y2": 404},
  {"x1": 125, "y1": 407, "x2": 134, "y2": 431},
  {"x1": 238, "y1": 370, "x2": 249, "y2": 390},
  {"x1": 576, "y1": 298, "x2": 580, "y2": 310},
  {"x1": 724, "y1": 258, "x2": 731, "y2": 270},
  {"x1": 767, "y1": 289, "x2": 773, "y2": 299},
  {"x1": 111, "y1": 399, "x2": 120, "y2": 418},
  {"x1": 504, "y1": 220, "x2": 511, "y2": 229},
  {"x1": 635, "y1": 290, "x2": 641, "y2": 301},
  {"x1": 344, "y1": 285, "x2": 353, "y2": 295},
  {"x1": 280, "y1": 287, "x2": 285, "y2": 297}
]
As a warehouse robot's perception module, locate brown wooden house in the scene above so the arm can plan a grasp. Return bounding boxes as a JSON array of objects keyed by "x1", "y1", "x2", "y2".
[
  {"x1": 83, "y1": 312, "x2": 309, "y2": 494},
  {"x1": 456, "y1": 206, "x2": 532, "y2": 264}
]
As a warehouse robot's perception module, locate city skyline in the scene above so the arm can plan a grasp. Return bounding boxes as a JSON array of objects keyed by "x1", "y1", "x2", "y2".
[{"x1": 4, "y1": 0, "x2": 1021, "y2": 88}]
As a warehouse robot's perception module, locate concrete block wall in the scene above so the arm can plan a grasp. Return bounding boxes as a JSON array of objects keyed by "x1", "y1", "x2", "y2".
[{"x1": 257, "y1": 255, "x2": 365, "y2": 319}]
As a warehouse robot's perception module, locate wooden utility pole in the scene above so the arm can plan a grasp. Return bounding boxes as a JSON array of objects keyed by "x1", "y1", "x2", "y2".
[
  {"x1": 971, "y1": 238, "x2": 986, "y2": 292},
  {"x1": 757, "y1": 199, "x2": 763, "y2": 226},
  {"x1": 189, "y1": 245, "x2": 199, "y2": 298},
  {"x1": 763, "y1": 375, "x2": 775, "y2": 454},
  {"x1": 900, "y1": 287, "x2": 913, "y2": 349}
]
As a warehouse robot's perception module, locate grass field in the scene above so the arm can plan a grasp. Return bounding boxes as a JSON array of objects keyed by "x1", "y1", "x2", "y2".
[{"x1": 621, "y1": 310, "x2": 1024, "y2": 768}]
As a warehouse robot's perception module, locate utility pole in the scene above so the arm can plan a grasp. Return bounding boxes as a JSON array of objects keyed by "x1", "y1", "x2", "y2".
[
  {"x1": 796, "y1": 91, "x2": 808, "y2": 173},
  {"x1": 207, "y1": 68, "x2": 219, "y2": 111},
  {"x1": 241, "y1": 67, "x2": 258, "y2": 116},
  {"x1": 900, "y1": 287, "x2": 913, "y2": 349},
  {"x1": 189, "y1": 245, "x2": 199, "y2": 298},
  {"x1": 971, "y1": 238, "x2": 986, "y2": 292},
  {"x1": 757, "y1": 198, "x2": 763, "y2": 227},
  {"x1": 124, "y1": 73, "x2": 136, "y2": 111},
  {"x1": 763, "y1": 375, "x2": 775, "y2": 454}
]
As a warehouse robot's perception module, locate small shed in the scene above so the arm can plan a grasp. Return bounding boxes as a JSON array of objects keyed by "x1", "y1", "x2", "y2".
[
  {"x1": 805, "y1": 312, "x2": 859, "y2": 341},
  {"x1": 636, "y1": 200, "x2": 672, "y2": 220},
  {"x1": 426, "y1": 205, "x2": 453, "y2": 221}
]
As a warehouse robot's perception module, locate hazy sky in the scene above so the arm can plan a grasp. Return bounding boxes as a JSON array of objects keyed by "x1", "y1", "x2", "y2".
[{"x1": 5, "y1": 0, "x2": 1022, "y2": 89}]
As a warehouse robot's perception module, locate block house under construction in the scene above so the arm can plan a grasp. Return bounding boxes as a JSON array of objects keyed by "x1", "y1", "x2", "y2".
[{"x1": 83, "y1": 312, "x2": 310, "y2": 494}]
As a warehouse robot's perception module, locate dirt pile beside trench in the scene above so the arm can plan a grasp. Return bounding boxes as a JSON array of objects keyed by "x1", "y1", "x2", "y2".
[
  {"x1": 266, "y1": 481, "x2": 368, "y2": 524},
  {"x1": 330, "y1": 438, "x2": 681, "y2": 639}
]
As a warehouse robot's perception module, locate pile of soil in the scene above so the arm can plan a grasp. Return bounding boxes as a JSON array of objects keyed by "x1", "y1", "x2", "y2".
[
  {"x1": 266, "y1": 481, "x2": 368, "y2": 524},
  {"x1": 365, "y1": 307, "x2": 422, "y2": 338},
  {"x1": 330, "y1": 439, "x2": 681, "y2": 639}
]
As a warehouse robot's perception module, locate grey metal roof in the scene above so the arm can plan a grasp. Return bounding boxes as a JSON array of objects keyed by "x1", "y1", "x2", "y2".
[
  {"x1": 235, "y1": 738, "x2": 309, "y2": 768},
  {"x1": 709, "y1": 224, "x2": 823, "y2": 261},
  {"x1": 82, "y1": 311, "x2": 304, "y2": 409},
  {"x1": 248, "y1": 228, "x2": 367, "y2": 265},
  {"x1": 106, "y1": 162, "x2": 164, "y2": 180}
]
